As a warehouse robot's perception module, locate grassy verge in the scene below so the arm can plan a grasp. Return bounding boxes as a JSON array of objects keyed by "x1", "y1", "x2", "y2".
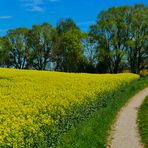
[
  {"x1": 138, "y1": 95, "x2": 148, "y2": 148},
  {"x1": 56, "y1": 77, "x2": 148, "y2": 148}
]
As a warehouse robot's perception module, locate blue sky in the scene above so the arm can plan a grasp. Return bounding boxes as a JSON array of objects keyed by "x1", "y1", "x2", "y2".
[{"x1": 0, "y1": 0, "x2": 147, "y2": 36}]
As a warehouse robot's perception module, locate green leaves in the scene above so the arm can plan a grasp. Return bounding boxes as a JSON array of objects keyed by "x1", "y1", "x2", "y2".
[
  {"x1": 53, "y1": 19, "x2": 85, "y2": 72},
  {"x1": 27, "y1": 23, "x2": 55, "y2": 70},
  {"x1": 90, "y1": 4, "x2": 148, "y2": 73}
]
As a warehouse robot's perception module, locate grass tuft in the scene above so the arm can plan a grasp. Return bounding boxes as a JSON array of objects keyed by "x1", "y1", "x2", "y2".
[{"x1": 138, "y1": 95, "x2": 148, "y2": 148}]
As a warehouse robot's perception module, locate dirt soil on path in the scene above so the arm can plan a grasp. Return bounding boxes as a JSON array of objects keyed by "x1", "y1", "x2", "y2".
[{"x1": 108, "y1": 87, "x2": 148, "y2": 148}]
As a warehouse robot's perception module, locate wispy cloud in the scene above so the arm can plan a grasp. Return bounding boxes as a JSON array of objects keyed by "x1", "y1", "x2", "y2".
[
  {"x1": 21, "y1": 0, "x2": 44, "y2": 12},
  {"x1": 0, "y1": 16, "x2": 12, "y2": 19},
  {"x1": 20, "y1": 0, "x2": 61, "y2": 12}
]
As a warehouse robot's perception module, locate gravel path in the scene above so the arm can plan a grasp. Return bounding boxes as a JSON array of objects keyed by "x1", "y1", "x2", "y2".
[{"x1": 108, "y1": 87, "x2": 148, "y2": 148}]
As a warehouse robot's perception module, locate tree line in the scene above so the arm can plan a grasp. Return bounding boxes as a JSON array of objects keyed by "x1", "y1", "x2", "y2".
[{"x1": 0, "y1": 4, "x2": 147, "y2": 74}]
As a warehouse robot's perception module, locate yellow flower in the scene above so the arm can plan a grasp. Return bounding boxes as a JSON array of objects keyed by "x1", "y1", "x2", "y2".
[{"x1": 0, "y1": 68, "x2": 139, "y2": 147}]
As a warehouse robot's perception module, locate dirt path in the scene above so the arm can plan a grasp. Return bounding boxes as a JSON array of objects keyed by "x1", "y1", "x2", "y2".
[{"x1": 108, "y1": 87, "x2": 148, "y2": 148}]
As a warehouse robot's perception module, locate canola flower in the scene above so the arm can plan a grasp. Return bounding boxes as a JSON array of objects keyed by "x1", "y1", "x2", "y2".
[{"x1": 0, "y1": 68, "x2": 139, "y2": 147}]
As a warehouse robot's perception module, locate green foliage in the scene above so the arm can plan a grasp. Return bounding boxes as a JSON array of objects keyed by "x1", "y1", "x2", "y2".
[
  {"x1": 4, "y1": 28, "x2": 29, "y2": 69},
  {"x1": 56, "y1": 77, "x2": 148, "y2": 148},
  {"x1": 0, "y1": 4, "x2": 147, "y2": 73},
  {"x1": 0, "y1": 37, "x2": 12, "y2": 67},
  {"x1": 138, "y1": 95, "x2": 148, "y2": 147},
  {"x1": 53, "y1": 19, "x2": 85, "y2": 72},
  {"x1": 27, "y1": 23, "x2": 55, "y2": 70},
  {"x1": 90, "y1": 4, "x2": 148, "y2": 74}
]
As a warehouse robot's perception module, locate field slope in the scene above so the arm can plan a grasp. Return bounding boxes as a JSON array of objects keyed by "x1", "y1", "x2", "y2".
[
  {"x1": 0, "y1": 68, "x2": 139, "y2": 147},
  {"x1": 56, "y1": 77, "x2": 148, "y2": 148}
]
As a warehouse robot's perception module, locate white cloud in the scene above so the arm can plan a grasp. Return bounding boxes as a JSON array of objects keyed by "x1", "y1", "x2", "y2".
[
  {"x1": 0, "y1": 16, "x2": 12, "y2": 19},
  {"x1": 21, "y1": 0, "x2": 44, "y2": 12},
  {"x1": 20, "y1": 0, "x2": 61, "y2": 12}
]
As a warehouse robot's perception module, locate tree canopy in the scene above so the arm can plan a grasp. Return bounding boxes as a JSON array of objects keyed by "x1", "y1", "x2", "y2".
[{"x1": 0, "y1": 4, "x2": 147, "y2": 74}]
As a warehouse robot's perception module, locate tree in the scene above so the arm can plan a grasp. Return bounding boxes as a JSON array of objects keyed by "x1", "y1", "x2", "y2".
[
  {"x1": 81, "y1": 33, "x2": 98, "y2": 73},
  {"x1": 126, "y1": 4, "x2": 148, "y2": 73},
  {"x1": 27, "y1": 23, "x2": 55, "y2": 70},
  {"x1": 0, "y1": 4, "x2": 147, "y2": 73},
  {"x1": 54, "y1": 19, "x2": 84, "y2": 72},
  {"x1": 5, "y1": 28, "x2": 29, "y2": 69},
  {"x1": 90, "y1": 4, "x2": 148, "y2": 74},
  {"x1": 90, "y1": 6, "x2": 130, "y2": 73},
  {"x1": 62, "y1": 29, "x2": 84, "y2": 72},
  {"x1": 56, "y1": 18, "x2": 79, "y2": 35},
  {"x1": 0, "y1": 37, "x2": 12, "y2": 67}
]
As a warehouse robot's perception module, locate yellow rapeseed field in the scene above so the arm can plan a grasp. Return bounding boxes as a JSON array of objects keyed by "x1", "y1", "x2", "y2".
[{"x1": 0, "y1": 68, "x2": 139, "y2": 147}]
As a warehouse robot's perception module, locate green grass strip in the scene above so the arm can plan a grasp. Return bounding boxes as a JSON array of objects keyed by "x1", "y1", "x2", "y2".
[
  {"x1": 138, "y1": 95, "x2": 148, "y2": 148},
  {"x1": 56, "y1": 77, "x2": 148, "y2": 148}
]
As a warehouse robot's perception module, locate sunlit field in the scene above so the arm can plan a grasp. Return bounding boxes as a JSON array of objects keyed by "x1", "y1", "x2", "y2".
[{"x1": 0, "y1": 68, "x2": 139, "y2": 147}]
